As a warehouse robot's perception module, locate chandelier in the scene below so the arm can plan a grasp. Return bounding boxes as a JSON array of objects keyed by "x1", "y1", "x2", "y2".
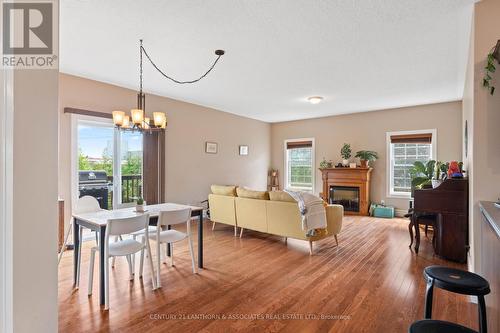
[{"x1": 113, "y1": 39, "x2": 225, "y2": 132}]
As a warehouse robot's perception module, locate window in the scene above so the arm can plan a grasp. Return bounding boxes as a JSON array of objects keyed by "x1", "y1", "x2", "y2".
[
  {"x1": 284, "y1": 139, "x2": 314, "y2": 192},
  {"x1": 387, "y1": 130, "x2": 436, "y2": 197}
]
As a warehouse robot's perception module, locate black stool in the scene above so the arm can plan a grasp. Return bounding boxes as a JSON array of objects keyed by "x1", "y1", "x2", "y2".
[
  {"x1": 409, "y1": 319, "x2": 477, "y2": 333},
  {"x1": 410, "y1": 265, "x2": 491, "y2": 333}
]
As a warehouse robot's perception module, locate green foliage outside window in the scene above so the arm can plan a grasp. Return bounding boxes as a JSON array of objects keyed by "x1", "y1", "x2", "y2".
[{"x1": 78, "y1": 148, "x2": 142, "y2": 205}]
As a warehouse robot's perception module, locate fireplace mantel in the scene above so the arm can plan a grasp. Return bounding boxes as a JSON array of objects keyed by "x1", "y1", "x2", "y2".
[{"x1": 320, "y1": 167, "x2": 373, "y2": 216}]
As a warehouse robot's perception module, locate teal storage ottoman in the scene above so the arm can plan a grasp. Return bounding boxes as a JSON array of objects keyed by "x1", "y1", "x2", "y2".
[{"x1": 372, "y1": 205, "x2": 394, "y2": 218}]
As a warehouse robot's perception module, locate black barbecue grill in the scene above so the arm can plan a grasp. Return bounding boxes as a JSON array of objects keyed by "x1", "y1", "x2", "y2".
[{"x1": 78, "y1": 170, "x2": 111, "y2": 210}]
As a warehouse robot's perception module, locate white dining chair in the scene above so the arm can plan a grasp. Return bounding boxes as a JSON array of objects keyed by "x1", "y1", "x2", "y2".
[
  {"x1": 140, "y1": 208, "x2": 197, "y2": 288},
  {"x1": 69, "y1": 196, "x2": 102, "y2": 287},
  {"x1": 87, "y1": 213, "x2": 156, "y2": 310}
]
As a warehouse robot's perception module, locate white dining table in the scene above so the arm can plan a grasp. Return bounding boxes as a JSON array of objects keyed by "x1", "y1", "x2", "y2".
[{"x1": 72, "y1": 203, "x2": 204, "y2": 306}]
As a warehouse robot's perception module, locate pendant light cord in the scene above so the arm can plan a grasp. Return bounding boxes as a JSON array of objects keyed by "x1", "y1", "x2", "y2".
[{"x1": 139, "y1": 39, "x2": 224, "y2": 85}]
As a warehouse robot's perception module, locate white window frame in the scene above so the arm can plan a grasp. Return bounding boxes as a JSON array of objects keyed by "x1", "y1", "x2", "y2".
[
  {"x1": 283, "y1": 138, "x2": 315, "y2": 193},
  {"x1": 386, "y1": 129, "x2": 437, "y2": 198}
]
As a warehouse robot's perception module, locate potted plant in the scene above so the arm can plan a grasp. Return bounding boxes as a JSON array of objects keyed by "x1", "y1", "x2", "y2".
[
  {"x1": 430, "y1": 161, "x2": 450, "y2": 188},
  {"x1": 136, "y1": 197, "x2": 145, "y2": 212},
  {"x1": 319, "y1": 157, "x2": 333, "y2": 169},
  {"x1": 355, "y1": 150, "x2": 378, "y2": 168},
  {"x1": 483, "y1": 39, "x2": 500, "y2": 95},
  {"x1": 409, "y1": 161, "x2": 435, "y2": 195},
  {"x1": 341, "y1": 143, "x2": 351, "y2": 167}
]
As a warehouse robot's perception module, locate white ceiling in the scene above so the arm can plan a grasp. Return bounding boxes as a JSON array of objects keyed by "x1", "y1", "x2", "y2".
[{"x1": 60, "y1": 0, "x2": 474, "y2": 123}]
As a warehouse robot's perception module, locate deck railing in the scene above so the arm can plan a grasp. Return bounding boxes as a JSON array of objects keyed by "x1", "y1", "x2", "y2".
[{"x1": 107, "y1": 175, "x2": 142, "y2": 207}]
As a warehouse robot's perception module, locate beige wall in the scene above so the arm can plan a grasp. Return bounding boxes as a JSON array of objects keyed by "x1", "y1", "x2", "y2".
[
  {"x1": 271, "y1": 101, "x2": 463, "y2": 212},
  {"x1": 466, "y1": 0, "x2": 500, "y2": 272},
  {"x1": 59, "y1": 73, "x2": 271, "y2": 229},
  {"x1": 11, "y1": 70, "x2": 59, "y2": 332}
]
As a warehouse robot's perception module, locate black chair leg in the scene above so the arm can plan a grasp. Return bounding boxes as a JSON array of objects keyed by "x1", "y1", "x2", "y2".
[
  {"x1": 424, "y1": 277, "x2": 434, "y2": 319},
  {"x1": 478, "y1": 295, "x2": 488, "y2": 333}
]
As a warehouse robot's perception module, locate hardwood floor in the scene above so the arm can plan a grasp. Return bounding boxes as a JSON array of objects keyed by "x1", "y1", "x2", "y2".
[{"x1": 58, "y1": 216, "x2": 477, "y2": 332}]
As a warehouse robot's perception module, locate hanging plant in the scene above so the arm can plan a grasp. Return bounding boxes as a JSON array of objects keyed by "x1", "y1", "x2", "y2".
[{"x1": 483, "y1": 40, "x2": 500, "y2": 95}]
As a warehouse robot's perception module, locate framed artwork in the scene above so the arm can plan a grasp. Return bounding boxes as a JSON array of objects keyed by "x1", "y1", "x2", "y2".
[
  {"x1": 205, "y1": 142, "x2": 218, "y2": 154},
  {"x1": 239, "y1": 145, "x2": 249, "y2": 155}
]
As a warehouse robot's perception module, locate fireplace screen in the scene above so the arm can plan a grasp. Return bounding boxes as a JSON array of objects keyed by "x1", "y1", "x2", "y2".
[{"x1": 329, "y1": 186, "x2": 360, "y2": 212}]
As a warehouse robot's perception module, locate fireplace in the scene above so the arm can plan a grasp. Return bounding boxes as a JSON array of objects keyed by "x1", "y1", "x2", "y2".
[
  {"x1": 329, "y1": 186, "x2": 360, "y2": 212},
  {"x1": 320, "y1": 167, "x2": 372, "y2": 216}
]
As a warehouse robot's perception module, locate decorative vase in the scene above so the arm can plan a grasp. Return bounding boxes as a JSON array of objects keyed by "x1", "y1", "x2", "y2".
[
  {"x1": 136, "y1": 201, "x2": 146, "y2": 212},
  {"x1": 360, "y1": 160, "x2": 369, "y2": 168},
  {"x1": 349, "y1": 163, "x2": 357, "y2": 168},
  {"x1": 431, "y1": 179, "x2": 443, "y2": 189},
  {"x1": 342, "y1": 159, "x2": 349, "y2": 167}
]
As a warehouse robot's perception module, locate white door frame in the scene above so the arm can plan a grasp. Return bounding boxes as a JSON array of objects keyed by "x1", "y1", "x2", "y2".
[
  {"x1": 71, "y1": 116, "x2": 143, "y2": 211},
  {"x1": 0, "y1": 62, "x2": 14, "y2": 332},
  {"x1": 71, "y1": 115, "x2": 116, "y2": 210}
]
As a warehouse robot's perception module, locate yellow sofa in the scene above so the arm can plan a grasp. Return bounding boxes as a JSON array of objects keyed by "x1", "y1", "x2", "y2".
[{"x1": 208, "y1": 186, "x2": 343, "y2": 254}]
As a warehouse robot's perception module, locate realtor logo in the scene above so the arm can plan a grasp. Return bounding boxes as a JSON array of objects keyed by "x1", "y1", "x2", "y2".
[{"x1": 2, "y1": 1, "x2": 57, "y2": 69}]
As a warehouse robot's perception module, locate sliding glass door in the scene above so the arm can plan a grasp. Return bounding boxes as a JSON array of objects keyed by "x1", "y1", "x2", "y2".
[
  {"x1": 115, "y1": 130, "x2": 143, "y2": 208},
  {"x1": 76, "y1": 118, "x2": 143, "y2": 209}
]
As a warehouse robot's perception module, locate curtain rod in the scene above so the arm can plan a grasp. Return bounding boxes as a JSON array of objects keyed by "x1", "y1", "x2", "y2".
[{"x1": 63, "y1": 107, "x2": 113, "y2": 119}]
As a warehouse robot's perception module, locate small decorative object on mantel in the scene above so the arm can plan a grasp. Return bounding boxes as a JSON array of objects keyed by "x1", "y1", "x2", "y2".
[
  {"x1": 483, "y1": 39, "x2": 500, "y2": 95},
  {"x1": 319, "y1": 157, "x2": 333, "y2": 169},
  {"x1": 355, "y1": 150, "x2": 378, "y2": 168},
  {"x1": 135, "y1": 197, "x2": 145, "y2": 213},
  {"x1": 239, "y1": 145, "x2": 249, "y2": 156},
  {"x1": 205, "y1": 142, "x2": 218, "y2": 154},
  {"x1": 268, "y1": 169, "x2": 280, "y2": 191},
  {"x1": 341, "y1": 143, "x2": 352, "y2": 167},
  {"x1": 349, "y1": 162, "x2": 357, "y2": 168}
]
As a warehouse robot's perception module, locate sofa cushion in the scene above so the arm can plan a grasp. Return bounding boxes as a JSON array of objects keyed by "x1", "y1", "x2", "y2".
[
  {"x1": 211, "y1": 185, "x2": 237, "y2": 197},
  {"x1": 268, "y1": 190, "x2": 296, "y2": 202},
  {"x1": 236, "y1": 187, "x2": 269, "y2": 200}
]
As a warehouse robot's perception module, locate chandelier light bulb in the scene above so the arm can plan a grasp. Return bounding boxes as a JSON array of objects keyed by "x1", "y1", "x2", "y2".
[
  {"x1": 153, "y1": 112, "x2": 165, "y2": 127},
  {"x1": 131, "y1": 109, "x2": 144, "y2": 125},
  {"x1": 122, "y1": 115, "x2": 130, "y2": 128},
  {"x1": 112, "y1": 111, "x2": 125, "y2": 126}
]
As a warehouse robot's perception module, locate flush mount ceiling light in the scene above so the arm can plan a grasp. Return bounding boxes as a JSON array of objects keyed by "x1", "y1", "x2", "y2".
[
  {"x1": 307, "y1": 96, "x2": 324, "y2": 104},
  {"x1": 113, "y1": 39, "x2": 225, "y2": 133}
]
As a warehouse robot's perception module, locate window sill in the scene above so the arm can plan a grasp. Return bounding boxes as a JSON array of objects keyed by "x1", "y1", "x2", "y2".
[
  {"x1": 286, "y1": 187, "x2": 313, "y2": 193},
  {"x1": 387, "y1": 193, "x2": 411, "y2": 200}
]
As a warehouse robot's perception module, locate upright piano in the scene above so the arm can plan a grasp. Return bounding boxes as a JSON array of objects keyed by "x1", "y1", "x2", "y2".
[{"x1": 413, "y1": 178, "x2": 469, "y2": 263}]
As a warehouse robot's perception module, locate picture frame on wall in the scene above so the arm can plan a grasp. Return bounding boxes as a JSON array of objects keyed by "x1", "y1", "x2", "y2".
[
  {"x1": 205, "y1": 142, "x2": 218, "y2": 154},
  {"x1": 239, "y1": 145, "x2": 249, "y2": 156}
]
